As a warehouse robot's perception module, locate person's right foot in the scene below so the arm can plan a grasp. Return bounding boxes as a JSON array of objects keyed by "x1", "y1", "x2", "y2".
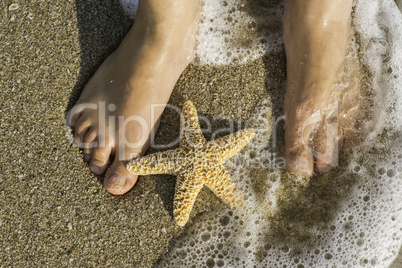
[
  {"x1": 67, "y1": 0, "x2": 201, "y2": 195},
  {"x1": 283, "y1": 0, "x2": 364, "y2": 176}
]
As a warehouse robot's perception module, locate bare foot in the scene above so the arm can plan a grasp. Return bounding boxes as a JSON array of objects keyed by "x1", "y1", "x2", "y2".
[
  {"x1": 67, "y1": 0, "x2": 201, "y2": 195},
  {"x1": 283, "y1": 0, "x2": 364, "y2": 176}
]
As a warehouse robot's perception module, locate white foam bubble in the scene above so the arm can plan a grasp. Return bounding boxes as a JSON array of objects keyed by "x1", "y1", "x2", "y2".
[
  {"x1": 354, "y1": 0, "x2": 402, "y2": 135},
  {"x1": 196, "y1": 0, "x2": 284, "y2": 65}
]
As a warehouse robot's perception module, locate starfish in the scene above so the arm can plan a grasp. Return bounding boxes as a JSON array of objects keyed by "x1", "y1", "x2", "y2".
[{"x1": 126, "y1": 101, "x2": 255, "y2": 227}]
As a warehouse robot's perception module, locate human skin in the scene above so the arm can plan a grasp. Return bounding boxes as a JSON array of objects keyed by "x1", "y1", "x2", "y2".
[
  {"x1": 283, "y1": 0, "x2": 353, "y2": 176},
  {"x1": 68, "y1": 0, "x2": 354, "y2": 195},
  {"x1": 68, "y1": 0, "x2": 201, "y2": 195}
]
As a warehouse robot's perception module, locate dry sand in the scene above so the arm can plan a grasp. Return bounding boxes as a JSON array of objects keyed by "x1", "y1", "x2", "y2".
[{"x1": 0, "y1": 0, "x2": 400, "y2": 267}]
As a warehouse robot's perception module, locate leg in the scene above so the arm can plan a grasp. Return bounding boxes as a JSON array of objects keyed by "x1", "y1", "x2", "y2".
[
  {"x1": 283, "y1": 0, "x2": 353, "y2": 176},
  {"x1": 68, "y1": 0, "x2": 201, "y2": 195}
]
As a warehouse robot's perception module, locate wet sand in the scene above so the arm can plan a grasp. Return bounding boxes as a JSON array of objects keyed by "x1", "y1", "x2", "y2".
[{"x1": 1, "y1": 0, "x2": 400, "y2": 267}]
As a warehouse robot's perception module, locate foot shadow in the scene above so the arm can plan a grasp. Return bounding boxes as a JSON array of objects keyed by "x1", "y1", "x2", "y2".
[
  {"x1": 64, "y1": 0, "x2": 132, "y2": 185},
  {"x1": 65, "y1": 0, "x2": 132, "y2": 114},
  {"x1": 237, "y1": 0, "x2": 287, "y2": 155}
]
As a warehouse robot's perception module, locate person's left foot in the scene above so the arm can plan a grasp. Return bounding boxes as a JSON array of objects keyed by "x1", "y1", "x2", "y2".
[{"x1": 67, "y1": 0, "x2": 201, "y2": 195}]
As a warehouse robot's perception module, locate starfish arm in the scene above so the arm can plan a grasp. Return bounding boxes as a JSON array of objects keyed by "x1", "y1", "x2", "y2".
[
  {"x1": 206, "y1": 128, "x2": 255, "y2": 163},
  {"x1": 174, "y1": 172, "x2": 204, "y2": 227},
  {"x1": 204, "y1": 166, "x2": 244, "y2": 208},
  {"x1": 180, "y1": 100, "x2": 206, "y2": 149},
  {"x1": 126, "y1": 148, "x2": 183, "y2": 175}
]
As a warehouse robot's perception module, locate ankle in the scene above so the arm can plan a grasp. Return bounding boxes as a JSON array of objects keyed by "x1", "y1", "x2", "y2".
[
  {"x1": 123, "y1": 15, "x2": 198, "y2": 63},
  {"x1": 133, "y1": 0, "x2": 201, "y2": 41}
]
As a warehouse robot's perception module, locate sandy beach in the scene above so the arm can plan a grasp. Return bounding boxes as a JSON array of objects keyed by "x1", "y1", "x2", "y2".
[{"x1": 1, "y1": 0, "x2": 401, "y2": 267}]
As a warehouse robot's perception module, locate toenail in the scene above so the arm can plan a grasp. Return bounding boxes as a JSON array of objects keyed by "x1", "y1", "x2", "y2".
[
  {"x1": 84, "y1": 154, "x2": 91, "y2": 162},
  {"x1": 109, "y1": 175, "x2": 126, "y2": 189},
  {"x1": 90, "y1": 165, "x2": 101, "y2": 174},
  {"x1": 319, "y1": 164, "x2": 332, "y2": 173}
]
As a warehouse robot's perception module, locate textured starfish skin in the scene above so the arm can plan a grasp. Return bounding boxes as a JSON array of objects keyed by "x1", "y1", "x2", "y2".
[{"x1": 127, "y1": 101, "x2": 255, "y2": 227}]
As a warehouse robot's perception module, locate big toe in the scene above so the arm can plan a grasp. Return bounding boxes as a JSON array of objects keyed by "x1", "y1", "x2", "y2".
[
  {"x1": 315, "y1": 124, "x2": 339, "y2": 173},
  {"x1": 104, "y1": 160, "x2": 138, "y2": 195},
  {"x1": 284, "y1": 120, "x2": 315, "y2": 177},
  {"x1": 286, "y1": 152, "x2": 314, "y2": 177}
]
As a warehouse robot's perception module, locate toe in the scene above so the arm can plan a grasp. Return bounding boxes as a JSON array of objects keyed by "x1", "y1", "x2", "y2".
[
  {"x1": 285, "y1": 150, "x2": 314, "y2": 177},
  {"x1": 83, "y1": 128, "x2": 97, "y2": 162},
  {"x1": 82, "y1": 144, "x2": 92, "y2": 162},
  {"x1": 83, "y1": 153, "x2": 92, "y2": 162},
  {"x1": 284, "y1": 117, "x2": 315, "y2": 177},
  {"x1": 77, "y1": 126, "x2": 91, "y2": 146},
  {"x1": 73, "y1": 115, "x2": 92, "y2": 145},
  {"x1": 90, "y1": 146, "x2": 111, "y2": 175},
  {"x1": 104, "y1": 160, "x2": 139, "y2": 195},
  {"x1": 315, "y1": 123, "x2": 339, "y2": 173},
  {"x1": 316, "y1": 161, "x2": 333, "y2": 173},
  {"x1": 66, "y1": 108, "x2": 83, "y2": 128}
]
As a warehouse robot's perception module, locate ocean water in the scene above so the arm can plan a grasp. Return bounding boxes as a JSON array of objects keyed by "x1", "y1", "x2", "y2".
[{"x1": 121, "y1": 0, "x2": 402, "y2": 267}]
